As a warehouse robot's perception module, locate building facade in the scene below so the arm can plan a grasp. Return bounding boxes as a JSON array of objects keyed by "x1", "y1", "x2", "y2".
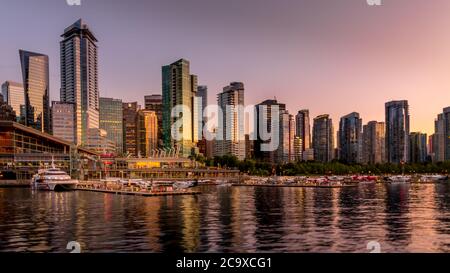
[
  {"x1": 162, "y1": 59, "x2": 197, "y2": 157},
  {"x1": 215, "y1": 82, "x2": 246, "y2": 160},
  {"x1": 99, "y1": 97, "x2": 123, "y2": 155},
  {"x1": 144, "y1": 94, "x2": 162, "y2": 148},
  {"x1": 136, "y1": 110, "x2": 158, "y2": 157},
  {"x1": 85, "y1": 128, "x2": 116, "y2": 156},
  {"x1": 312, "y1": 114, "x2": 334, "y2": 163},
  {"x1": 60, "y1": 19, "x2": 99, "y2": 146},
  {"x1": 1, "y1": 81, "x2": 24, "y2": 123},
  {"x1": 338, "y1": 112, "x2": 363, "y2": 164},
  {"x1": 385, "y1": 100, "x2": 410, "y2": 163},
  {"x1": 19, "y1": 50, "x2": 50, "y2": 133},
  {"x1": 409, "y1": 132, "x2": 427, "y2": 163},
  {"x1": 122, "y1": 102, "x2": 140, "y2": 157},
  {"x1": 362, "y1": 121, "x2": 385, "y2": 164},
  {"x1": 51, "y1": 101, "x2": 76, "y2": 143},
  {"x1": 295, "y1": 110, "x2": 311, "y2": 154}
]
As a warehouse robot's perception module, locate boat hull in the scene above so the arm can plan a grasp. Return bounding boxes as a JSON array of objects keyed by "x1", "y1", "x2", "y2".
[{"x1": 32, "y1": 181, "x2": 78, "y2": 191}]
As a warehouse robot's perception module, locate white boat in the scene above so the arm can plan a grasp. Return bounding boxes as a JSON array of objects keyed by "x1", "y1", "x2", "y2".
[
  {"x1": 419, "y1": 175, "x2": 449, "y2": 182},
  {"x1": 388, "y1": 175, "x2": 412, "y2": 183},
  {"x1": 31, "y1": 166, "x2": 78, "y2": 191},
  {"x1": 173, "y1": 181, "x2": 198, "y2": 189}
]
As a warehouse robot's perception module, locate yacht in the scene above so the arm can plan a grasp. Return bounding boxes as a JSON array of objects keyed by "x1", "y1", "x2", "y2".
[
  {"x1": 419, "y1": 175, "x2": 449, "y2": 182},
  {"x1": 31, "y1": 164, "x2": 78, "y2": 191}
]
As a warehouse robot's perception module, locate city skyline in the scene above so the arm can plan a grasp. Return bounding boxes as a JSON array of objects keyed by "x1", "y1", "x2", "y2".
[{"x1": 2, "y1": 1, "x2": 450, "y2": 135}]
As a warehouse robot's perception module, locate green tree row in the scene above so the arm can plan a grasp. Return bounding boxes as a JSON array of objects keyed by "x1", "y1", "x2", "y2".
[{"x1": 194, "y1": 155, "x2": 450, "y2": 176}]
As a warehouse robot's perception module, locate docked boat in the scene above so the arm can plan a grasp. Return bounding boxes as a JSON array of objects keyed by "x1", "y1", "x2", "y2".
[
  {"x1": 419, "y1": 175, "x2": 449, "y2": 182},
  {"x1": 31, "y1": 165, "x2": 78, "y2": 191},
  {"x1": 173, "y1": 181, "x2": 198, "y2": 189},
  {"x1": 387, "y1": 175, "x2": 412, "y2": 183}
]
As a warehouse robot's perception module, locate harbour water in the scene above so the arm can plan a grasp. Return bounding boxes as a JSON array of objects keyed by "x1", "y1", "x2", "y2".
[{"x1": 0, "y1": 183, "x2": 449, "y2": 253}]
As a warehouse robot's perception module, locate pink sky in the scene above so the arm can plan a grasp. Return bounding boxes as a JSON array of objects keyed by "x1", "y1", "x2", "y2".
[{"x1": 1, "y1": 0, "x2": 449, "y2": 135}]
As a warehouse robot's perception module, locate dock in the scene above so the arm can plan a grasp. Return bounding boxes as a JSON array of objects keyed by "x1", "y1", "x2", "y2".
[
  {"x1": 232, "y1": 183, "x2": 359, "y2": 188},
  {"x1": 76, "y1": 187, "x2": 201, "y2": 197}
]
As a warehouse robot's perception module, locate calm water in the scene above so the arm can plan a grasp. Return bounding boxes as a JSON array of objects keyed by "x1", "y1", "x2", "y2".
[{"x1": 0, "y1": 183, "x2": 449, "y2": 253}]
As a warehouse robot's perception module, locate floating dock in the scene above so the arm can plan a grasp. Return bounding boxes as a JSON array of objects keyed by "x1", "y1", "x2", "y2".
[{"x1": 76, "y1": 187, "x2": 201, "y2": 197}]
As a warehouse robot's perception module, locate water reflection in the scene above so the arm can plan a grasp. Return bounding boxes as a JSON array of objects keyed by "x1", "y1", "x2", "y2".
[{"x1": 0, "y1": 184, "x2": 449, "y2": 253}]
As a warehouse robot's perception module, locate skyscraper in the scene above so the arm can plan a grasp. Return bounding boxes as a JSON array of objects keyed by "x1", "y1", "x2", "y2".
[
  {"x1": 215, "y1": 82, "x2": 246, "y2": 160},
  {"x1": 385, "y1": 100, "x2": 410, "y2": 163},
  {"x1": 362, "y1": 121, "x2": 385, "y2": 164},
  {"x1": 338, "y1": 112, "x2": 363, "y2": 164},
  {"x1": 137, "y1": 110, "x2": 158, "y2": 157},
  {"x1": 409, "y1": 132, "x2": 427, "y2": 163},
  {"x1": 312, "y1": 114, "x2": 334, "y2": 163},
  {"x1": 162, "y1": 59, "x2": 197, "y2": 157},
  {"x1": 197, "y1": 85, "x2": 208, "y2": 127},
  {"x1": 432, "y1": 113, "x2": 445, "y2": 162},
  {"x1": 19, "y1": 50, "x2": 50, "y2": 133},
  {"x1": 51, "y1": 101, "x2": 75, "y2": 143},
  {"x1": 123, "y1": 102, "x2": 140, "y2": 156},
  {"x1": 1, "y1": 81, "x2": 24, "y2": 123},
  {"x1": 100, "y1": 97, "x2": 123, "y2": 155},
  {"x1": 295, "y1": 110, "x2": 311, "y2": 153},
  {"x1": 144, "y1": 94, "x2": 162, "y2": 147},
  {"x1": 444, "y1": 107, "x2": 450, "y2": 161},
  {"x1": 60, "y1": 19, "x2": 99, "y2": 145},
  {"x1": 255, "y1": 99, "x2": 286, "y2": 163},
  {"x1": 0, "y1": 94, "x2": 16, "y2": 122}
]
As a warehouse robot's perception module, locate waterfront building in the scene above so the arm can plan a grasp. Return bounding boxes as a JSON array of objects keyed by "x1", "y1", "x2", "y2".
[
  {"x1": 409, "y1": 132, "x2": 428, "y2": 163},
  {"x1": 385, "y1": 100, "x2": 410, "y2": 163},
  {"x1": 338, "y1": 112, "x2": 363, "y2": 164},
  {"x1": 60, "y1": 19, "x2": 99, "y2": 145},
  {"x1": 1, "y1": 81, "x2": 24, "y2": 123},
  {"x1": 362, "y1": 121, "x2": 386, "y2": 164},
  {"x1": 144, "y1": 94, "x2": 162, "y2": 147},
  {"x1": 0, "y1": 121, "x2": 97, "y2": 181},
  {"x1": 312, "y1": 114, "x2": 334, "y2": 163},
  {"x1": 245, "y1": 134, "x2": 255, "y2": 159},
  {"x1": 295, "y1": 110, "x2": 311, "y2": 154},
  {"x1": 99, "y1": 97, "x2": 123, "y2": 155},
  {"x1": 137, "y1": 110, "x2": 158, "y2": 157},
  {"x1": 293, "y1": 136, "x2": 303, "y2": 161},
  {"x1": 255, "y1": 99, "x2": 286, "y2": 163},
  {"x1": 162, "y1": 59, "x2": 199, "y2": 157},
  {"x1": 19, "y1": 50, "x2": 50, "y2": 133},
  {"x1": 302, "y1": 148, "x2": 314, "y2": 162},
  {"x1": 51, "y1": 101, "x2": 76, "y2": 143},
  {"x1": 122, "y1": 102, "x2": 140, "y2": 157}
]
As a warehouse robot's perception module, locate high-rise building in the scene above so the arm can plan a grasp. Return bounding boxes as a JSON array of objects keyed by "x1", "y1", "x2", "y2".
[
  {"x1": 122, "y1": 102, "x2": 140, "y2": 156},
  {"x1": 432, "y1": 113, "x2": 446, "y2": 162},
  {"x1": 312, "y1": 114, "x2": 334, "y2": 163},
  {"x1": 338, "y1": 112, "x2": 363, "y2": 164},
  {"x1": 60, "y1": 19, "x2": 99, "y2": 145},
  {"x1": 162, "y1": 59, "x2": 197, "y2": 157},
  {"x1": 215, "y1": 82, "x2": 246, "y2": 160},
  {"x1": 409, "y1": 132, "x2": 427, "y2": 163},
  {"x1": 385, "y1": 100, "x2": 410, "y2": 163},
  {"x1": 444, "y1": 107, "x2": 450, "y2": 161},
  {"x1": 19, "y1": 50, "x2": 50, "y2": 133},
  {"x1": 51, "y1": 101, "x2": 75, "y2": 143},
  {"x1": 197, "y1": 85, "x2": 208, "y2": 126},
  {"x1": 137, "y1": 110, "x2": 158, "y2": 157},
  {"x1": 295, "y1": 110, "x2": 311, "y2": 153},
  {"x1": 100, "y1": 97, "x2": 123, "y2": 155},
  {"x1": 293, "y1": 137, "x2": 303, "y2": 161},
  {"x1": 0, "y1": 94, "x2": 16, "y2": 121},
  {"x1": 362, "y1": 121, "x2": 385, "y2": 164},
  {"x1": 1, "y1": 81, "x2": 24, "y2": 123},
  {"x1": 144, "y1": 94, "x2": 162, "y2": 147},
  {"x1": 255, "y1": 99, "x2": 286, "y2": 163}
]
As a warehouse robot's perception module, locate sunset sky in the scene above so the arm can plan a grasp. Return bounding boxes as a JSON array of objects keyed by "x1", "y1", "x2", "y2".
[{"x1": 1, "y1": 0, "x2": 450, "y2": 135}]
